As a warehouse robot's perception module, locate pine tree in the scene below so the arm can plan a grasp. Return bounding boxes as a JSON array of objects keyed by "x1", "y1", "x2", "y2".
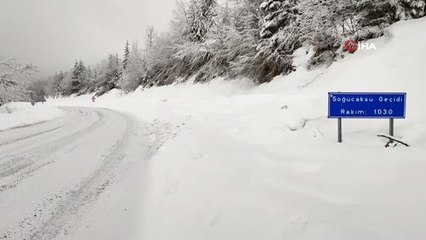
[
  {"x1": 95, "y1": 54, "x2": 122, "y2": 95},
  {"x1": 70, "y1": 60, "x2": 87, "y2": 94},
  {"x1": 259, "y1": 0, "x2": 299, "y2": 38},
  {"x1": 224, "y1": 0, "x2": 262, "y2": 79},
  {"x1": 186, "y1": 0, "x2": 217, "y2": 42},
  {"x1": 122, "y1": 40, "x2": 130, "y2": 70},
  {"x1": 50, "y1": 71, "x2": 66, "y2": 96},
  {"x1": 146, "y1": 26, "x2": 156, "y2": 48},
  {"x1": 119, "y1": 42, "x2": 147, "y2": 92},
  {"x1": 107, "y1": 54, "x2": 121, "y2": 85},
  {"x1": 253, "y1": 0, "x2": 301, "y2": 83},
  {"x1": 299, "y1": 0, "x2": 358, "y2": 39}
]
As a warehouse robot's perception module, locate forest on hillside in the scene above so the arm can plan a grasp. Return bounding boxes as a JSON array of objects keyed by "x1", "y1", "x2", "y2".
[{"x1": 2, "y1": 0, "x2": 425, "y2": 102}]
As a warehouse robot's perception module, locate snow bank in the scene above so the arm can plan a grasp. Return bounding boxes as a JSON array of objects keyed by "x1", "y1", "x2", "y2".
[
  {"x1": 0, "y1": 102, "x2": 64, "y2": 131},
  {"x1": 49, "y1": 18, "x2": 426, "y2": 240}
]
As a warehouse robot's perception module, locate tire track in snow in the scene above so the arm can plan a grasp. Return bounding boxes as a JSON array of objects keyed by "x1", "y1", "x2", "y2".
[
  {"x1": 0, "y1": 109, "x2": 172, "y2": 240},
  {"x1": 0, "y1": 109, "x2": 105, "y2": 160},
  {"x1": 0, "y1": 120, "x2": 49, "y2": 132},
  {"x1": 0, "y1": 109, "x2": 106, "y2": 193},
  {"x1": 0, "y1": 125, "x2": 65, "y2": 148},
  {"x1": 27, "y1": 113, "x2": 134, "y2": 240}
]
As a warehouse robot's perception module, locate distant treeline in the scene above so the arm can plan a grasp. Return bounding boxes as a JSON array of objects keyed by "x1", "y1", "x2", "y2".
[{"x1": 47, "y1": 0, "x2": 425, "y2": 97}]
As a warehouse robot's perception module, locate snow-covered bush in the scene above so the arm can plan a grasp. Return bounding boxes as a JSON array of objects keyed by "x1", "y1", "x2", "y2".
[
  {"x1": 252, "y1": 47, "x2": 295, "y2": 83},
  {"x1": 396, "y1": 0, "x2": 426, "y2": 19},
  {"x1": 308, "y1": 31, "x2": 341, "y2": 69}
]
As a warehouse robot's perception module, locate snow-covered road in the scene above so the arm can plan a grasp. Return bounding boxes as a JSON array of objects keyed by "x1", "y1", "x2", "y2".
[{"x1": 0, "y1": 107, "x2": 152, "y2": 240}]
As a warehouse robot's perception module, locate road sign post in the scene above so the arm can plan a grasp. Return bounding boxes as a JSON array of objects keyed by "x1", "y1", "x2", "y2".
[
  {"x1": 328, "y1": 92, "x2": 406, "y2": 143},
  {"x1": 389, "y1": 118, "x2": 394, "y2": 143}
]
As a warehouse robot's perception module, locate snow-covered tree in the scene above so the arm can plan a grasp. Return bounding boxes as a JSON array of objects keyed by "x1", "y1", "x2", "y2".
[
  {"x1": 297, "y1": 0, "x2": 349, "y2": 69},
  {"x1": 0, "y1": 58, "x2": 37, "y2": 88},
  {"x1": 146, "y1": 26, "x2": 156, "y2": 48},
  {"x1": 83, "y1": 66, "x2": 97, "y2": 93},
  {"x1": 207, "y1": 0, "x2": 261, "y2": 80},
  {"x1": 27, "y1": 80, "x2": 48, "y2": 103},
  {"x1": 143, "y1": 32, "x2": 175, "y2": 86},
  {"x1": 0, "y1": 57, "x2": 37, "y2": 105},
  {"x1": 182, "y1": 0, "x2": 217, "y2": 42},
  {"x1": 49, "y1": 71, "x2": 66, "y2": 97},
  {"x1": 95, "y1": 54, "x2": 122, "y2": 95},
  {"x1": 298, "y1": 0, "x2": 357, "y2": 39},
  {"x1": 252, "y1": 0, "x2": 301, "y2": 83},
  {"x1": 259, "y1": 0, "x2": 299, "y2": 38},
  {"x1": 45, "y1": 0, "x2": 426, "y2": 91},
  {"x1": 118, "y1": 42, "x2": 147, "y2": 92},
  {"x1": 122, "y1": 40, "x2": 130, "y2": 70},
  {"x1": 69, "y1": 60, "x2": 88, "y2": 94}
]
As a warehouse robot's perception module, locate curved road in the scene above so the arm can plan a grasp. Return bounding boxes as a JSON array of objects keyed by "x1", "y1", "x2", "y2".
[{"x1": 0, "y1": 107, "x2": 153, "y2": 240}]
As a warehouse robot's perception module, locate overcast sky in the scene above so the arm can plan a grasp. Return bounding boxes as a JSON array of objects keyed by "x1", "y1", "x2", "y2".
[{"x1": 0, "y1": 0, "x2": 177, "y2": 78}]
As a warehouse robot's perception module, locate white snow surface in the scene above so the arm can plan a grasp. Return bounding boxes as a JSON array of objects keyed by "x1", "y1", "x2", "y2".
[
  {"x1": 0, "y1": 102, "x2": 64, "y2": 131},
  {"x1": 49, "y1": 18, "x2": 426, "y2": 240}
]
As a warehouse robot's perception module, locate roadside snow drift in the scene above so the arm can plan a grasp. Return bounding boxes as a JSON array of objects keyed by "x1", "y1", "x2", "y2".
[
  {"x1": 49, "y1": 18, "x2": 426, "y2": 240},
  {"x1": 0, "y1": 102, "x2": 64, "y2": 131}
]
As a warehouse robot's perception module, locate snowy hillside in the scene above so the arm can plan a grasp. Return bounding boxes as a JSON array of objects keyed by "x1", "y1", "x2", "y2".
[{"x1": 49, "y1": 18, "x2": 426, "y2": 240}]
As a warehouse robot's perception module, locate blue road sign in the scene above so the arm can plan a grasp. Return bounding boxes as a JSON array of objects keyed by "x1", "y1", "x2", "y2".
[{"x1": 328, "y1": 92, "x2": 406, "y2": 119}]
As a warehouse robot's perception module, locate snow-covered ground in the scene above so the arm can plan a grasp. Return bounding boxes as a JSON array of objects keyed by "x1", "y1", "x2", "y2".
[
  {"x1": 0, "y1": 102, "x2": 64, "y2": 131},
  {"x1": 48, "y1": 18, "x2": 426, "y2": 240}
]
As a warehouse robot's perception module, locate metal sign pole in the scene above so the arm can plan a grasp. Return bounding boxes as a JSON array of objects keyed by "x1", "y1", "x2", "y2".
[
  {"x1": 329, "y1": 92, "x2": 406, "y2": 144},
  {"x1": 389, "y1": 118, "x2": 394, "y2": 143}
]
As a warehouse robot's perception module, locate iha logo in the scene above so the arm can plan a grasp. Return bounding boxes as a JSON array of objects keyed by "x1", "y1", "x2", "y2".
[
  {"x1": 344, "y1": 39, "x2": 358, "y2": 53},
  {"x1": 344, "y1": 39, "x2": 377, "y2": 53}
]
